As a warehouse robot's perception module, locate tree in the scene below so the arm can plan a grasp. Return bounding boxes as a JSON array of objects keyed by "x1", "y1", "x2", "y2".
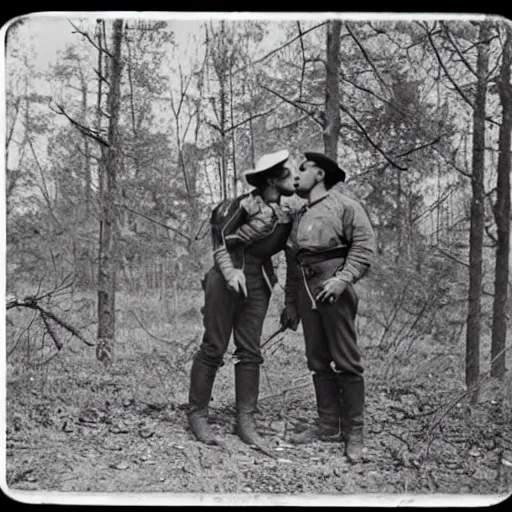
[
  {"x1": 96, "y1": 19, "x2": 124, "y2": 365},
  {"x1": 491, "y1": 22, "x2": 511, "y2": 379},
  {"x1": 324, "y1": 20, "x2": 341, "y2": 159},
  {"x1": 466, "y1": 22, "x2": 491, "y2": 402}
]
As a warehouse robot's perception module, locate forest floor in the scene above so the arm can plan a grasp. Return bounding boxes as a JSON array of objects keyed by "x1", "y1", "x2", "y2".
[{"x1": 4, "y1": 288, "x2": 512, "y2": 506}]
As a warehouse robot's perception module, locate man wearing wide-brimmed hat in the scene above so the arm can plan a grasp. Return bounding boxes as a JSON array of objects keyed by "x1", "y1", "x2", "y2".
[
  {"x1": 187, "y1": 149, "x2": 299, "y2": 448},
  {"x1": 283, "y1": 151, "x2": 376, "y2": 463}
]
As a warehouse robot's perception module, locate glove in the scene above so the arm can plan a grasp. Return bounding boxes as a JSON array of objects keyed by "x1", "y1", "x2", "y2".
[
  {"x1": 226, "y1": 269, "x2": 247, "y2": 298},
  {"x1": 214, "y1": 246, "x2": 237, "y2": 281},
  {"x1": 315, "y1": 277, "x2": 348, "y2": 304},
  {"x1": 280, "y1": 304, "x2": 300, "y2": 331}
]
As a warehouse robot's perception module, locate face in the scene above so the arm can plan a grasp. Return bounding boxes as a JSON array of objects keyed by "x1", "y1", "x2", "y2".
[
  {"x1": 269, "y1": 162, "x2": 297, "y2": 196},
  {"x1": 294, "y1": 160, "x2": 323, "y2": 197}
]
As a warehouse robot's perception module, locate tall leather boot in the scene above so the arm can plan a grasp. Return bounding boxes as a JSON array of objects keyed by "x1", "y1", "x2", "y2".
[
  {"x1": 235, "y1": 363, "x2": 266, "y2": 446},
  {"x1": 187, "y1": 356, "x2": 220, "y2": 445},
  {"x1": 290, "y1": 372, "x2": 342, "y2": 444},
  {"x1": 337, "y1": 372, "x2": 365, "y2": 462}
]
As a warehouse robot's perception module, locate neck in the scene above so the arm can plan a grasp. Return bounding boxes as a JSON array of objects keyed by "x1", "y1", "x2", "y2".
[
  {"x1": 262, "y1": 186, "x2": 280, "y2": 203},
  {"x1": 308, "y1": 181, "x2": 328, "y2": 204}
]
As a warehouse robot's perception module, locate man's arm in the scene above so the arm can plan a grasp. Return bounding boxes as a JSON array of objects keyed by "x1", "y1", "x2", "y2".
[
  {"x1": 224, "y1": 196, "x2": 277, "y2": 247},
  {"x1": 334, "y1": 200, "x2": 376, "y2": 284}
]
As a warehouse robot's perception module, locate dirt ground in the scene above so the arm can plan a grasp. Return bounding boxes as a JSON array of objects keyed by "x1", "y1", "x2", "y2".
[{"x1": 4, "y1": 301, "x2": 512, "y2": 506}]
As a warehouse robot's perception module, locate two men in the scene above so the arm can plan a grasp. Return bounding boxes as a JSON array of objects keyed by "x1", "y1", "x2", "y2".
[{"x1": 188, "y1": 149, "x2": 376, "y2": 463}]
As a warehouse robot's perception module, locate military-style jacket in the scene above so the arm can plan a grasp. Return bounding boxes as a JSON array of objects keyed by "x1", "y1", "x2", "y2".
[
  {"x1": 210, "y1": 191, "x2": 293, "y2": 292},
  {"x1": 285, "y1": 189, "x2": 376, "y2": 309}
]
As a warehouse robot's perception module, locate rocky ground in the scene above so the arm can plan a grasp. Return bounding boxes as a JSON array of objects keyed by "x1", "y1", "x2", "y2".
[{"x1": 4, "y1": 304, "x2": 512, "y2": 506}]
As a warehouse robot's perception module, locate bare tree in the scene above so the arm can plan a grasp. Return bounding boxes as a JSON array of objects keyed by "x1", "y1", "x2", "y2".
[
  {"x1": 324, "y1": 20, "x2": 341, "y2": 159},
  {"x1": 96, "y1": 19, "x2": 124, "y2": 365},
  {"x1": 491, "y1": 23, "x2": 511, "y2": 379},
  {"x1": 466, "y1": 22, "x2": 491, "y2": 403}
]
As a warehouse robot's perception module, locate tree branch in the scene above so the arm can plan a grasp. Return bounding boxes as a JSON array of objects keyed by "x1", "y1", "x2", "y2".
[
  {"x1": 269, "y1": 114, "x2": 310, "y2": 132},
  {"x1": 434, "y1": 245, "x2": 469, "y2": 268},
  {"x1": 7, "y1": 97, "x2": 21, "y2": 150},
  {"x1": 421, "y1": 22, "x2": 500, "y2": 128},
  {"x1": 69, "y1": 21, "x2": 114, "y2": 59},
  {"x1": 297, "y1": 21, "x2": 306, "y2": 99},
  {"x1": 226, "y1": 106, "x2": 281, "y2": 133},
  {"x1": 440, "y1": 21, "x2": 478, "y2": 77},
  {"x1": 339, "y1": 104, "x2": 408, "y2": 170},
  {"x1": 345, "y1": 22, "x2": 389, "y2": 91},
  {"x1": 7, "y1": 298, "x2": 94, "y2": 347},
  {"x1": 116, "y1": 202, "x2": 192, "y2": 242},
  {"x1": 252, "y1": 22, "x2": 326, "y2": 66},
  {"x1": 53, "y1": 103, "x2": 110, "y2": 147},
  {"x1": 424, "y1": 24, "x2": 475, "y2": 109},
  {"x1": 395, "y1": 137, "x2": 441, "y2": 158},
  {"x1": 260, "y1": 84, "x2": 323, "y2": 127},
  {"x1": 484, "y1": 222, "x2": 498, "y2": 245}
]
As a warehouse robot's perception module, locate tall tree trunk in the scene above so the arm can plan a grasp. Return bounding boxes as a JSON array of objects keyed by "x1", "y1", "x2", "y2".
[
  {"x1": 78, "y1": 66, "x2": 91, "y2": 217},
  {"x1": 324, "y1": 20, "x2": 341, "y2": 160},
  {"x1": 96, "y1": 21, "x2": 106, "y2": 211},
  {"x1": 126, "y1": 37, "x2": 141, "y2": 177},
  {"x1": 229, "y1": 65, "x2": 237, "y2": 196},
  {"x1": 97, "y1": 19, "x2": 123, "y2": 365},
  {"x1": 249, "y1": 114, "x2": 256, "y2": 168},
  {"x1": 396, "y1": 169, "x2": 403, "y2": 261},
  {"x1": 466, "y1": 22, "x2": 490, "y2": 402},
  {"x1": 491, "y1": 24, "x2": 512, "y2": 379},
  {"x1": 219, "y1": 22, "x2": 228, "y2": 199}
]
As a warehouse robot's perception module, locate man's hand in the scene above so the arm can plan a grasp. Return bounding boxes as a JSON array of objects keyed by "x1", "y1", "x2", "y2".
[
  {"x1": 280, "y1": 304, "x2": 300, "y2": 331},
  {"x1": 315, "y1": 277, "x2": 348, "y2": 304},
  {"x1": 227, "y1": 269, "x2": 247, "y2": 297}
]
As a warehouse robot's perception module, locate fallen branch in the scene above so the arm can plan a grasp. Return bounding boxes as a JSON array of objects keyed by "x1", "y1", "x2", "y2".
[
  {"x1": 130, "y1": 309, "x2": 198, "y2": 356},
  {"x1": 259, "y1": 381, "x2": 310, "y2": 402},
  {"x1": 388, "y1": 430, "x2": 414, "y2": 452},
  {"x1": 7, "y1": 311, "x2": 38, "y2": 358},
  {"x1": 130, "y1": 309, "x2": 174, "y2": 345},
  {"x1": 7, "y1": 297, "x2": 94, "y2": 347}
]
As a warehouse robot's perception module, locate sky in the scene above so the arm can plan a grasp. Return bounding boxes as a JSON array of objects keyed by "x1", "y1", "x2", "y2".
[{"x1": 6, "y1": 14, "x2": 205, "y2": 73}]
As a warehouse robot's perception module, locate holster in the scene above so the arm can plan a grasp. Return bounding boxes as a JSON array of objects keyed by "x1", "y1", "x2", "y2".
[{"x1": 300, "y1": 257, "x2": 346, "y2": 298}]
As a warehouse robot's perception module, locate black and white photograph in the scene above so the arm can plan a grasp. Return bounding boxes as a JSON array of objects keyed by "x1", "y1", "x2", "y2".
[{"x1": 2, "y1": 11, "x2": 512, "y2": 506}]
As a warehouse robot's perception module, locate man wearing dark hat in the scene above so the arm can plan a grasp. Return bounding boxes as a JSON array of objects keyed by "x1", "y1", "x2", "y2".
[
  {"x1": 281, "y1": 151, "x2": 376, "y2": 463},
  {"x1": 188, "y1": 150, "x2": 299, "y2": 448}
]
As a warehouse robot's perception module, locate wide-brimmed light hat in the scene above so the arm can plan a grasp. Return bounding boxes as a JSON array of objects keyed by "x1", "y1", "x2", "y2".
[{"x1": 243, "y1": 149, "x2": 290, "y2": 187}]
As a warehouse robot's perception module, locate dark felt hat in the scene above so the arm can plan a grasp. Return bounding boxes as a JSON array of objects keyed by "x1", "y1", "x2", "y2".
[{"x1": 303, "y1": 151, "x2": 346, "y2": 184}]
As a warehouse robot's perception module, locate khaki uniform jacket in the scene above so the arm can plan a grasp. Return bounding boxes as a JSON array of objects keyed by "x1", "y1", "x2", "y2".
[{"x1": 285, "y1": 189, "x2": 376, "y2": 309}]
